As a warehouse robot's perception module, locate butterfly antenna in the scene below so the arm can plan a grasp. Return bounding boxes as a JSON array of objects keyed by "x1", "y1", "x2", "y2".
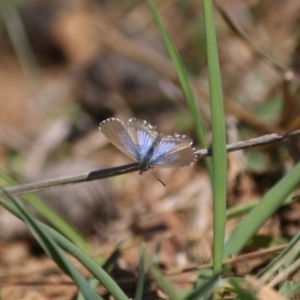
[{"x1": 149, "y1": 170, "x2": 166, "y2": 187}]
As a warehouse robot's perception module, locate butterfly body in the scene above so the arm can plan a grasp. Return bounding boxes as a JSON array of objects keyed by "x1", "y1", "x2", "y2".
[
  {"x1": 99, "y1": 118, "x2": 197, "y2": 174},
  {"x1": 138, "y1": 135, "x2": 162, "y2": 174}
]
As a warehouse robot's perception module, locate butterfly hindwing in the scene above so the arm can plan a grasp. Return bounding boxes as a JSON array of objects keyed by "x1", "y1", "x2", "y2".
[{"x1": 150, "y1": 135, "x2": 196, "y2": 167}]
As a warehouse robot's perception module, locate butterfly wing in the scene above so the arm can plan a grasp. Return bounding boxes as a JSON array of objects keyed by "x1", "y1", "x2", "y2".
[
  {"x1": 99, "y1": 118, "x2": 140, "y2": 161},
  {"x1": 150, "y1": 135, "x2": 196, "y2": 167},
  {"x1": 100, "y1": 118, "x2": 197, "y2": 169},
  {"x1": 127, "y1": 118, "x2": 158, "y2": 159}
]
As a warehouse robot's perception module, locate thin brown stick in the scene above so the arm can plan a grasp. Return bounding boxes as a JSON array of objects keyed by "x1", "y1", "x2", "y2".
[
  {"x1": 244, "y1": 276, "x2": 287, "y2": 300},
  {"x1": 1, "y1": 163, "x2": 139, "y2": 196},
  {"x1": 267, "y1": 257, "x2": 300, "y2": 288},
  {"x1": 166, "y1": 244, "x2": 287, "y2": 276},
  {"x1": 1, "y1": 128, "x2": 300, "y2": 197},
  {"x1": 197, "y1": 129, "x2": 300, "y2": 159}
]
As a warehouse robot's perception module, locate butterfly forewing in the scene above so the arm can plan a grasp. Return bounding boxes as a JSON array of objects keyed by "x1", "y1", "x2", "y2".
[
  {"x1": 99, "y1": 118, "x2": 139, "y2": 161},
  {"x1": 127, "y1": 118, "x2": 158, "y2": 159}
]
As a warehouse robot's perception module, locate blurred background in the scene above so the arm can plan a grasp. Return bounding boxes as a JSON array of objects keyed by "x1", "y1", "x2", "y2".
[{"x1": 1, "y1": 0, "x2": 300, "y2": 298}]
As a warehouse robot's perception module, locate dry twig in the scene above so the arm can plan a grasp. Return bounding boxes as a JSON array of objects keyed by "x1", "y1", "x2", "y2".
[{"x1": 1, "y1": 128, "x2": 300, "y2": 197}]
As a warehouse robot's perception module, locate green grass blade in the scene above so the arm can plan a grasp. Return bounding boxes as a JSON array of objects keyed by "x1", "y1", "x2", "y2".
[
  {"x1": 77, "y1": 278, "x2": 101, "y2": 300},
  {"x1": 24, "y1": 193, "x2": 92, "y2": 252},
  {"x1": 145, "y1": 0, "x2": 212, "y2": 176},
  {"x1": 226, "y1": 200, "x2": 260, "y2": 219},
  {"x1": 185, "y1": 273, "x2": 220, "y2": 300},
  {"x1": 134, "y1": 246, "x2": 145, "y2": 300},
  {"x1": 0, "y1": 1, "x2": 43, "y2": 96},
  {"x1": 2, "y1": 189, "x2": 103, "y2": 300},
  {"x1": 0, "y1": 169, "x2": 91, "y2": 252},
  {"x1": 102, "y1": 239, "x2": 127, "y2": 273},
  {"x1": 202, "y1": 0, "x2": 227, "y2": 276},
  {"x1": 226, "y1": 195, "x2": 297, "y2": 219},
  {"x1": 280, "y1": 279, "x2": 300, "y2": 298},
  {"x1": 145, "y1": 241, "x2": 180, "y2": 299},
  {"x1": 149, "y1": 265, "x2": 181, "y2": 300},
  {"x1": 0, "y1": 197, "x2": 129, "y2": 300},
  {"x1": 258, "y1": 232, "x2": 300, "y2": 283},
  {"x1": 230, "y1": 278, "x2": 257, "y2": 300},
  {"x1": 224, "y1": 161, "x2": 300, "y2": 258}
]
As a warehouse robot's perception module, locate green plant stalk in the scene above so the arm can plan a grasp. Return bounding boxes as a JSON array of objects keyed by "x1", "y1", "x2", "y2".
[
  {"x1": 230, "y1": 278, "x2": 257, "y2": 300},
  {"x1": 0, "y1": 197, "x2": 129, "y2": 300},
  {"x1": 102, "y1": 239, "x2": 128, "y2": 273},
  {"x1": 202, "y1": 0, "x2": 227, "y2": 275},
  {"x1": 134, "y1": 246, "x2": 145, "y2": 300},
  {"x1": 1, "y1": 0, "x2": 43, "y2": 97},
  {"x1": 3, "y1": 190, "x2": 103, "y2": 300},
  {"x1": 224, "y1": 161, "x2": 300, "y2": 258},
  {"x1": 24, "y1": 194, "x2": 92, "y2": 252},
  {"x1": 281, "y1": 279, "x2": 300, "y2": 298},
  {"x1": 146, "y1": 0, "x2": 212, "y2": 177},
  {"x1": 226, "y1": 194, "x2": 296, "y2": 219},
  {"x1": 145, "y1": 241, "x2": 180, "y2": 299},
  {"x1": 0, "y1": 170, "x2": 92, "y2": 252},
  {"x1": 77, "y1": 278, "x2": 101, "y2": 300},
  {"x1": 185, "y1": 273, "x2": 220, "y2": 300},
  {"x1": 259, "y1": 232, "x2": 300, "y2": 283},
  {"x1": 149, "y1": 265, "x2": 181, "y2": 300}
]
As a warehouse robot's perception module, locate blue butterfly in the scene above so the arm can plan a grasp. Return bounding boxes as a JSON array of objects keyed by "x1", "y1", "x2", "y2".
[{"x1": 99, "y1": 118, "x2": 197, "y2": 174}]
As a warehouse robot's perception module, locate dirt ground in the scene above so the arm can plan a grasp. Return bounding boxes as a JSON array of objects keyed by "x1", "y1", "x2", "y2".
[{"x1": 1, "y1": 0, "x2": 300, "y2": 299}]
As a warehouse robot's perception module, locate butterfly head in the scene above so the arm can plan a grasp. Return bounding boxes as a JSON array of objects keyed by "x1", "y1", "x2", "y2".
[{"x1": 138, "y1": 162, "x2": 153, "y2": 175}]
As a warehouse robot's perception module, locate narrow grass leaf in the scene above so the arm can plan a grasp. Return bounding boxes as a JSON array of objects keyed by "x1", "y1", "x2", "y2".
[
  {"x1": 224, "y1": 161, "x2": 300, "y2": 258},
  {"x1": 259, "y1": 232, "x2": 300, "y2": 283},
  {"x1": 226, "y1": 200, "x2": 259, "y2": 219},
  {"x1": 145, "y1": 0, "x2": 212, "y2": 176},
  {"x1": 2, "y1": 189, "x2": 102, "y2": 300},
  {"x1": 145, "y1": 241, "x2": 179, "y2": 299},
  {"x1": 281, "y1": 279, "x2": 300, "y2": 298},
  {"x1": 226, "y1": 196, "x2": 297, "y2": 220},
  {"x1": 0, "y1": 1, "x2": 43, "y2": 97},
  {"x1": 134, "y1": 246, "x2": 146, "y2": 300},
  {"x1": 230, "y1": 278, "x2": 257, "y2": 300},
  {"x1": 77, "y1": 278, "x2": 101, "y2": 300},
  {"x1": 25, "y1": 193, "x2": 92, "y2": 251},
  {"x1": 185, "y1": 273, "x2": 220, "y2": 300},
  {"x1": 149, "y1": 265, "x2": 181, "y2": 300},
  {"x1": 151, "y1": 240, "x2": 162, "y2": 267},
  {"x1": 202, "y1": 0, "x2": 227, "y2": 277},
  {"x1": 102, "y1": 238, "x2": 128, "y2": 273},
  {"x1": 0, "y1": 170, "x2": 91, "y2": 252},
  {"x1": 0, "y1": 197, "x2": 129, "y2": 300}
]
